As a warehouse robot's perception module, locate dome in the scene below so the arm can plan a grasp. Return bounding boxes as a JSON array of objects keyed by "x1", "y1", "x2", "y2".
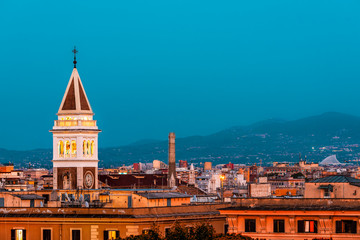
[{"x1": 319, "y1": 155, "x2": 341, "y2": 166}]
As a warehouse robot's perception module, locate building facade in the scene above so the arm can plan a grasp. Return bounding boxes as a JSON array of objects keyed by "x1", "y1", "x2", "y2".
[{"x1": 220, "y1": 198, "x2": 360, "y2": 239}]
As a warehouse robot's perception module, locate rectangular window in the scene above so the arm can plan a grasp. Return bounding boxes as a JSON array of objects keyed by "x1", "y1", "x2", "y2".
[
  {"x1": 324, "y1": 188, "x2": 330, "y2": 197},
  {"x1": 224, "y1": 224, "x2": 229, "y2": 235},
  {"x1": 273, "y1": 220, "x2": 285, "y2": 233},
  {"x1": 298, "y1": 220, "x2": 317, "y2": 233},
  {"x1": 72, "y1": 230, "x2": 81, "y2": 240},
  {"x1": 11, "y1": 229, "x2": 26, "y2": 240},
  {"x1": 245, "y1": 219, "x2": 256, "y2": 232},
  {"x1": 336, "y1": 220, "x2": 357, "y2": 233},
  {"x1": 43, "y1": 229, "x2": 51, "y2": 240},
  {"x1": 103, "y1": 230, "x2": 119, "y2": 240},
  {"x1": 142, "y1": 229, "x2": 153, "y2": 235}
]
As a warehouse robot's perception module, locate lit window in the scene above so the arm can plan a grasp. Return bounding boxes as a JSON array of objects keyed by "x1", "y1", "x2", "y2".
[
  {"x1": 71, "y1": 140, "x2": 77, "y2": 155},
  {"x1": 83, "y1": 141, "x2": 87, "y2": 156},
  {"x1": 65, "y1": 141, "x2": 70, "y2": 156},
  {"x1": 58, "y1": 141, "x2": 64, "y2": 156},
  {"x1": 11, "y1": 229, "x2": 26, "y2": 240},
  {"x1": 104, "y1": 230, "x2": 119, "y2": 240},
  {"x1": 298, "y1": 220, "x2": 317, "y2": 233},
  {"x1": 91, "y1": 141, "x2": 95, "y2": 156},
  {"x1": 87, "y1": 140, "x2": 90, "y2": 155},
  {"x1": 142, "y1": 229, "x2": 154, "y2": 235}
]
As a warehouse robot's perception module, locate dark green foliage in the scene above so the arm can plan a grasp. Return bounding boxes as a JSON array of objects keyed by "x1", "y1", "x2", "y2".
[
  {"x1": 193, "y1": 223, "x2": 215, "y2": 240},
  {"x1": 119, "y1": 223, "x2": 252, "y2": 240},
  {"x1": 164, "y1": 222, "x2": 189, "y2": 240}
]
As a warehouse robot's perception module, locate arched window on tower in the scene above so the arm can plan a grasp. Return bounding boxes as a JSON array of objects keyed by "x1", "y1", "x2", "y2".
[
  {"x1": 91, "y1": 140, "x2": 95, "y2": 156},
  {"x1": 87, "y1": 140, "x2": 90, "y2": 155},
  {"x1": 58, "y1": 141, "x2": 64, "y2": 157},
  {"x1": 71, "y1": 140, "x2": 77, "y2": 157},
  {"x1": 83, "y1": 140, "x2": 87, "y2": 156},
  {"x1": 65, "y1": 141, "x2": 70, "y2": 157}
]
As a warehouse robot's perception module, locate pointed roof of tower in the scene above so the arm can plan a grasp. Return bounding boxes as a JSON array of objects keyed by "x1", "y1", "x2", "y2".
[{"x1": 57, "y1": 68, "x2": 93, "y2": 115}]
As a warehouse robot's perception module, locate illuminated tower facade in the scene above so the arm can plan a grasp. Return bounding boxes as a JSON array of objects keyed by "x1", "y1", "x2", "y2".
[{"x1": 51, "y1": 49, "x2": 100, "y2": 189}]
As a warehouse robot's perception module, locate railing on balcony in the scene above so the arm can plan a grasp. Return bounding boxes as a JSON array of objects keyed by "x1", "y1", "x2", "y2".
[{"x1": 54, "y1": 120, "x2": 97, "y2": 127}]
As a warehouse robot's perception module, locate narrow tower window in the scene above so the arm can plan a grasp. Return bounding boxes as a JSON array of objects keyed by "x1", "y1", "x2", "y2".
[
  {"x1": 87, "y1": 140, "x2": 90, "y2": 155},
  {"x1": 58, "y1": 141, "x2": 64, "y2": 157},
  {"x1": 91, "y1": 140, "x2": 95, "y2": 156},
  {"x1": 65, "y1": 141, "x2": 70, "y2": 157},
  {"x1": 83, "y1": 140, "x2": 87, "y2": 156},
  {"x1": 71, "y1": 140, "x2": 77, "y2": 156}
]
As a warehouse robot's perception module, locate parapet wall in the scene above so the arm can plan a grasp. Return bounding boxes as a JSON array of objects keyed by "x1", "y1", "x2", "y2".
[{"x1": 232, "y1": 197, "x2": 360, "y2": 208}]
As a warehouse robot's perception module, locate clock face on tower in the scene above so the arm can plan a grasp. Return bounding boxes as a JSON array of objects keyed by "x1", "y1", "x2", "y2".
[{"x1": 84, "y1": 171, "x2": 94, "y2": 189}]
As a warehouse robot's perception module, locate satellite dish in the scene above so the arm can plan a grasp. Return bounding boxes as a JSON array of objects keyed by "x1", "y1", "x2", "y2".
[{"x1": 85, "y1": 201, "x2": 89, "y2": 208}]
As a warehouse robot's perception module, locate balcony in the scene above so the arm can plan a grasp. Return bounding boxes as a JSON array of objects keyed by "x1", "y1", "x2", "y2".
[{"x1": 54, "y1": 120, "x2": 97, "y2": 127}]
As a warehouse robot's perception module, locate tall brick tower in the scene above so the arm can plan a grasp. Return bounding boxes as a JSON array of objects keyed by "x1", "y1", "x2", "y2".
[{"x1": 168, "y1": 132, "x2": 176, "y2": 188}]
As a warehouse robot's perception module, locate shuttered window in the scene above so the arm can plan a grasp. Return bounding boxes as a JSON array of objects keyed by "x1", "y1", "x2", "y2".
[
  {"x1": 43, "y1": 229, "x2": 51, "y2": 240},
  {"x1": 273, "y1": 220, "x2": 285, "y2": 233},
  {"x1": 298, "y1": 220, "x2": 317, "y2": 233},
  {"x1": 72, "y1": 230, "x2": 80, "y2": 240},
  {"x1": 336, "y1": 220, "x2": 357, "y2": 233},
  {"x1": 245, "y1": 219, "x2": 256, "y2": 232}
]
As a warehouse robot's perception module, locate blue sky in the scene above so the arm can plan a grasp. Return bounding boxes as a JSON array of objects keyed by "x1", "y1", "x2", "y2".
[{"x1": 0, "y1": 1, "x2": 359, "y2": 150}]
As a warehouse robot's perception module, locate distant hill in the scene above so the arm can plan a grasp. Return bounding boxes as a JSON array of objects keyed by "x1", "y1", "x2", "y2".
[{"x1": 3, "y1": 112, "x2": 360, "y2": 168}]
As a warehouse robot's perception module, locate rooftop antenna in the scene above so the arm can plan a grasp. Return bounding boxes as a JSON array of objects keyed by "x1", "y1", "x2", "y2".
[{"x1": 72, "y1": 46, "x2": 78, "y2": 68}]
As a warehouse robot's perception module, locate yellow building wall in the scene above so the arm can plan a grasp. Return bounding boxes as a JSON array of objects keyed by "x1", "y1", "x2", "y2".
[
  {"x1": 305, "y1": 182, "x2": 360, "y2": 198},
  {"x1": 274, "y1": 188, "x2": 297, "y2": 196}
]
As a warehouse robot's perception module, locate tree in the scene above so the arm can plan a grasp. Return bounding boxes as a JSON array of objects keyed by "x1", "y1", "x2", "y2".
[
  {"x1": 121, "y1": 222, "x2": 253, "y2": 240},
  {"x1": 123, "y1": 224, "x2": 161, "y2": 240},
  {"x1": 165, "y1": 222, "x2": 189, "y2": 240},
  {"x1": 193, "y1": 223, "x2": 215, "y2": 240}
]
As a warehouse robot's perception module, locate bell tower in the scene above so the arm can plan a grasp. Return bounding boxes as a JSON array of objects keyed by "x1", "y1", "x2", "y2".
[{"x1": 51, "y1": 47, "x2": 101, "y2": 189}]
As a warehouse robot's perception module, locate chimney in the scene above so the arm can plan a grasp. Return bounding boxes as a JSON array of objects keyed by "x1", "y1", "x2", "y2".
[{"x1": 168, "y1": 132, "x2": 176, "y2": 188}]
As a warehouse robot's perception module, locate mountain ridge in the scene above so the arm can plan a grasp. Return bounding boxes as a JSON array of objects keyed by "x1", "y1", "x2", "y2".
[{"x1": 2, "y1": 112, "x2": 360, "y2": 168}]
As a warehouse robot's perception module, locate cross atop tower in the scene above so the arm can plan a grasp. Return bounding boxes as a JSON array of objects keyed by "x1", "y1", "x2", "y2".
[{"x1": 72, "y1": 46, "x2": 78, "y2": 68}]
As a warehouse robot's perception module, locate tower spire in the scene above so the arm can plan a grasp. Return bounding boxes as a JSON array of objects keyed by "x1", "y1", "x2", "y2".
[{"x1": 72, "y1": 46, "x2": 78, "y2": 68}]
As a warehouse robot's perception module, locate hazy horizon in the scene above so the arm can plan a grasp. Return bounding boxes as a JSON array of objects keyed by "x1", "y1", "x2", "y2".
[
  {"x1": 0, "y1": 111, "x2": 358, "y2": 151},
  {"x1": 1, "y1": 1, "x2": 360, "y2": 150}
]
